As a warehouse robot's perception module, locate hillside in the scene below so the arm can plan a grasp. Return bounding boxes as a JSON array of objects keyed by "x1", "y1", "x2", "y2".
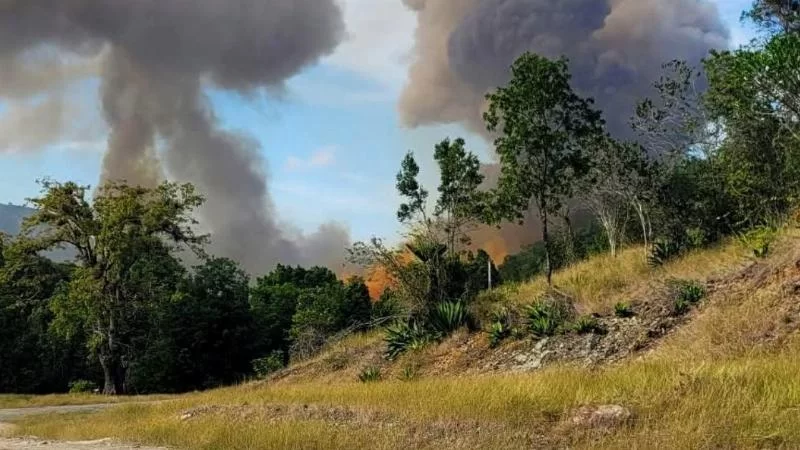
[
  {"x1": 0, "y1": 203, "x2": 75, "y2": 262},
  {"x1": 6, "y1": 228, "x2": 800, "y2": 449}
]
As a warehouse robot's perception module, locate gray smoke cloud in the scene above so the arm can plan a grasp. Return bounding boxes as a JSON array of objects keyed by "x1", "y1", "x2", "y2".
[
  {"x1": 400, "y1": 0, "x2": 730, "y2": 137},
  {"x1": 0, "y1": 1, "x2": 353, "y2": 274},
  {"x1": 400, "y1": 0, "x2": 730, "y2": 258}
]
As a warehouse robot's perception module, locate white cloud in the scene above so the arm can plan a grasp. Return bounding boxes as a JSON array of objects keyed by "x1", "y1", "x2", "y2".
[
  {"x1": 323, "y1": 0, "x2": 416, "y2": 89},
  {"x1": 286, "y1": 145, "x2": 337, "y2": 171}
]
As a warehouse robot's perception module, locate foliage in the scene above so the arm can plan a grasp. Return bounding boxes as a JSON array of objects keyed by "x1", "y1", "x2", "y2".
[
  {"x1": 485, "y1": 53, "x2": 603, "y2": 284},
  {"x1": 648, "y1": 238, "x2": 682, "y2": 268},
  {"x1": 21, "y1": 181, "x2": 206, "y2": 395},
  {"x1": 525, "y1": 296, "x2": 574, "y2": 338},
  {"x1": 371, "y1": 289, "x2": 404, "y2": 325},
  {"x1": 487, "y1": 308, "x2": 512, "y2": 348},
  {"x1": 614, "y1": 302, "x2": 634, "y2": 318},
  {"x1": 68, "y1": 380, "x2": 98, "y2": 394},
  {"x1": 252, "y1": 351, "x2": 286, "y2": 379},
  {"x1": 358, "y1": 367, "x2": 382, "y2": 383},
  {"x1": 384, "y1": 321, "x2": 431, "y2": 361},
  {"x1": 428, "y1": 301, "x2": 469, "y2": 336},
  {"x1": 740, "y1": 226, "x2": 778, "y2": 258},
  {"x1": 572, "y1": 315, "x2": 604, "y2": 335},
  {"x1": 674, "y1": 280, "x2": 707, "y2": 305}
]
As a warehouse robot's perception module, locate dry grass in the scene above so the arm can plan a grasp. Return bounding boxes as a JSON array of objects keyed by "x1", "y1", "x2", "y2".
[
  {"x1": 0, "y1": 394, "x2": 170, "y2": 409},
  {"x1": 490, "y1": 236, "x2": 750, "y2": 315},
  {"x1": 12, "y1": 230, "x2": 800, "y2": 449}
]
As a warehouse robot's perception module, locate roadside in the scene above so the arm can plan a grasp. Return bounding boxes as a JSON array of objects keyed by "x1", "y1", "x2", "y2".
[{"x1": 0, "y1": 404, "x2": 167, "y2": 450}]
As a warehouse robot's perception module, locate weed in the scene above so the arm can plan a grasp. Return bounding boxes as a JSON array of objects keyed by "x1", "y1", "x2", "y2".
[
  {"x1": 67, "y1": 380, "x2": 98, "y2": 394},
  {"x1": 572, "y1": 315, "x2": 605, "y2": 334},
  {"x1": 614, "y1": 302, "x2": 634, "y2": 318},
  {"x1": 358, "y1": 367, "x2": 381, "y2": 383}
]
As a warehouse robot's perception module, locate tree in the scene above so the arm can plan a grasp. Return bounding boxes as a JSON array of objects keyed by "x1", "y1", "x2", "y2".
[
  {"x1": 23, "y1": 181, "x2": 206, "y2": 395},
  {"x1": 744, "y1": 0, "x2": 800, "y2": 34},
  {"x1": 580, "y1": 138, "x2": 651, "y2": 257},
  {"x1": 144, "y1": 258, "x2": 255, "y2": 392},
  {"x1": 0, "y1": 237, "x2": 88, "y2": 393},
  {"x1": 433, "y1": 138, "x2": 486, "y2": 255},
  {"x1": 484, "y1": 53, "x2": 603, "y2": 284}
]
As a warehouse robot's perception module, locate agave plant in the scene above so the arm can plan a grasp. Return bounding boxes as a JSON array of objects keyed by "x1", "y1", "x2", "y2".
[
  {"x1": 428, "y1": 300, "x2": 469, "y2": 335},
  {"x1": 648, "y1": 238, "x2": 681, "y2": 267},
  {"x1": 384, "y1": 320, "x2": 431, "y2": 360}
]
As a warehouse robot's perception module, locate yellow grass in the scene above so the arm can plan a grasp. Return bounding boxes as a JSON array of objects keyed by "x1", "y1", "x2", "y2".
[
  {"x1": 0, "y1": 394, "x2": 170, "y2": 409},
  {"x1": 11, "y1": 230, "x2": 800, "y2": 449},
  {"x1": 494, "y1": 236, "x2": 750, "y2": 314}
]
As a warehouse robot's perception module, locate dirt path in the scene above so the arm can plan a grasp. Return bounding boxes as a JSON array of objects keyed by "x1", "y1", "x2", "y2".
[{"x1": 0, "y1": 404, "x2": 166, "y2": 450}]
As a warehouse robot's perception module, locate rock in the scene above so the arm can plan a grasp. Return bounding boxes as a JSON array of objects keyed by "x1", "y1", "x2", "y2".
[
  {"x1": 180, "y1": 413, "x2": 193, "y2": 421},
  {"x1": 569, "y1": 405, "x2": 632, "y2": 429}
]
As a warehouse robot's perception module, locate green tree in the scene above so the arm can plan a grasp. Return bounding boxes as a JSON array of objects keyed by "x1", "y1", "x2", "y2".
[
  {"x1": 744, "y1": 0, "x2": 800, "y2": 34},
  {"x1": 0, "y1": 237, "x2": 88, "y2": 393},
  {"x1": 23, "y1": 181, "x2": 206, "y2": 395},
  {"x1": 140, "y1": 258, "x2": 255, "y2": 392},
  {"x1": 484, "y1": 53, "x2": 603, "y2": 284}
]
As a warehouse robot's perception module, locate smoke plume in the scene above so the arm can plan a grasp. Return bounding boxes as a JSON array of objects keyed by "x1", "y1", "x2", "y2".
[
  {"x1": 401, "y1": 0, "x2": 729, "y2": 137},
  {"x1": 0, "y1": 1, "x2": 353, "y2": 273},
  {"x1": 402, "y1": 0, "x2": 730, "y2": 258}
]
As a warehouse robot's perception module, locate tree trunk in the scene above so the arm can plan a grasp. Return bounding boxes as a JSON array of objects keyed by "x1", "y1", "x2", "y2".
[
  {"x1": 100, "y1": 311, "x2": 126, "y2": 395},
  {"x1": 542, "y1": 208, "x2": 552, "y2": 286},
  {"x1": 633, "y1": 199, "x2": 649, "y2": 260},
  {"x1": 562, "y1": 213, "x2": 576, "y2": 266}
]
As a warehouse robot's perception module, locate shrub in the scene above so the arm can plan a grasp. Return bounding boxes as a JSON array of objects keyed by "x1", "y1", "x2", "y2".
[
  {"x1": 487, "y1": 308, "x2": 512, "y2": 348},
  {"x1": 525, "y1": 297, "x2": 573, "y2": 337},
  {"x1": 572, "y1": 315, "x2": 604, "y2": 334},
  {"x1": 68, "y1": 379, "x2": 98, "y2": 394},
  {"x1": 673, "y1": 298, "x2": 691, "y2": 316},
  {"x1": 685, "y1": 227, "x2": 708, "y2": 249},
  {"x1": 252, "y1": 351, "x2": 285, "y2": 379},
  {"x1": 614, "y1": 302, "x2": 634, "y2": 318},
  {"x1": 400, "y1": 365, "x2": 418, "y2": 381},
  {"x1": 674, "y1": 280, "x2": 707, "y2": 304},
  {"x1": 384, "y1": 321, "x2": 431, "y2": 360},
  {"x1": 429, "y1": 301, "x2": 469, "y2": 336},
  {"x1": 648, "y1": 238, "x2": 682, "y2": 267},
  {"x1": 740, "y1": 226, "x2": 777, "y2": 258},
  {"x1": 358, "y1": 367, "x2": 381, "y2": 383},
  {"x1": 371, "y1": 290, "x2": 404, "y2": 325}
]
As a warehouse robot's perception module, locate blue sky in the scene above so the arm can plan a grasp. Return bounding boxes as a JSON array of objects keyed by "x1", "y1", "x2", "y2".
[{"x1": 0, "y1": 0, "x2": 755, "y2": 243}]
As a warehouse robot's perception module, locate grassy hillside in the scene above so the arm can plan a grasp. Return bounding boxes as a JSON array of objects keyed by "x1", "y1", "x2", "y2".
[{"x1": 10, "y1": 229, "x2": 800, "y2": 449}]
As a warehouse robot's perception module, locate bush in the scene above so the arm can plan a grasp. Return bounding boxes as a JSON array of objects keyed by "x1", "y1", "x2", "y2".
[
  {"x1": 358, "y1": 367, "x2": 381, "y2": 383},
  {"x1": 648, "y1": 238, "x2": 682, "y2": 267},
  {"x1": 487, "y1": 308, "x2": 512, "y2": 348},
  {"x1": 68, "y1": 379, "x2": 98, "y2": 394},
  {"x1": 673, "y1": 298, "x2": 691, "y2": 316},
  {"x1": 252, "y1": 351, "x2": 285, "y2": 379},
  {"x1": 572, "y1": 315, "x2": 604, "y2": 334},
  {"x1": 525, "y1": 296, "x2": 573, "y2": 338},
  {"x1": 740, "y1": 226, "x2": 777, "y2": 258},
  {"x1": 371, "y1": 289, "x2": 404, "y2": 325},
  {"x1": 384, "y1": 321, "x2": 431, "y2": 360},
  {"x1": 685, "y1": 227, "x2": 708, "y2": 249},
  {"x1": 429, "y1": 301, "x2": 469, "y2": 336},
  {"x1": 614, "y1": 302, "x2": 634, "y2": 318},
  {"x1": 674, "y1": 280, "x2": 707, "y2": 304}
]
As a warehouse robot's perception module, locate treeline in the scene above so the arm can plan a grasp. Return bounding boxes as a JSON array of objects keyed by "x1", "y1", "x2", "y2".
[{"x1": 0, "y1": 180, "x2": 495, "y2": 395}]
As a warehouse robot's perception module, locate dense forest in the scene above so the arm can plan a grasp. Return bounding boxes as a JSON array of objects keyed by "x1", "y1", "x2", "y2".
[{"x1": 2, "y1": 0, "x2": 800, "y2": 395}]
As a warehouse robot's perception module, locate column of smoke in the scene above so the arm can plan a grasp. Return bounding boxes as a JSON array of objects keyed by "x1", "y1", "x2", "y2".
[
  {"x1": 400, "y1": 0, "x2": 730, "y2": 261},
  {"x1": 0, "y1": 1, "x2": 353, "y2": 274}
]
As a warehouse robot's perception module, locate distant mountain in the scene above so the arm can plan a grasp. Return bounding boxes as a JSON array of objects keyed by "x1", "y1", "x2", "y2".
[{"x1": 0, "y1": 203, "x2": 76, "y2": 262}]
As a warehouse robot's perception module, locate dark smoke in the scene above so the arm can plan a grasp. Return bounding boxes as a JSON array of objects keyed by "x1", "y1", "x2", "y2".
[
  {"x1": 401, "y1": 0, "x2": 730, "y2": 137},
  {"x1": 0, "y1": 1, "x2": 354, "y2": 273},
  {"x1": 401, "y1": 0, "x2": 730, "y2": 257}
]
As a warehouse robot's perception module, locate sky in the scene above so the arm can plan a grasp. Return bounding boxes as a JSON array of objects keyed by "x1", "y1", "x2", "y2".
[{"x1": 0, "y1": 0, "x2": 757, "y2": 244}]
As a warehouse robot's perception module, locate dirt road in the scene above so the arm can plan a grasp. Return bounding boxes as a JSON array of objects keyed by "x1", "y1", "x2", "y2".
[{"x1": 0, "y1": 404, "x2": 166, "y2": 450}]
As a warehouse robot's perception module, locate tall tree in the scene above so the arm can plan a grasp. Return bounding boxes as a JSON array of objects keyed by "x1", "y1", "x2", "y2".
[
  {"x1": 484, "y1": 53, "x2": 603, "y2": 284},
  {"x1": 433, "y1": 138, "x2": 486, "y2": 255},
  {"x1": 744, "y1": 0, "x2": 800, "y2": 34},
  {"x1": 23, "y1": 181, "x2": 206, "y2": 395}
]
